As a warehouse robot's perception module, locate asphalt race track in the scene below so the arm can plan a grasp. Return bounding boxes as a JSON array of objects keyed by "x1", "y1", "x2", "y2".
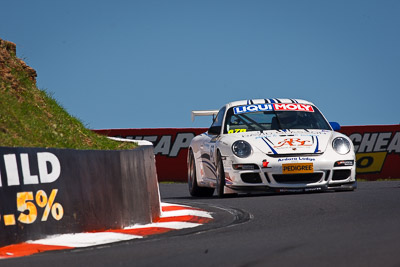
[{"x1": 4, "y1": 181, "x2": 400, "y2": 267}]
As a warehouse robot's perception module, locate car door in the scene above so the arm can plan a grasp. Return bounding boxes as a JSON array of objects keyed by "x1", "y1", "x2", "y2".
[{"x1": 199, "y1": 107, "x2": 226, "y2": 183}]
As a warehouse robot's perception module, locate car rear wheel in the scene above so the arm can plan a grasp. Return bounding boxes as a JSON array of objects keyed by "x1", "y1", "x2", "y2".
[
  {"x1": 216, "y1": 152, "x2": 225, "y2": 198},
  {"x1": 188, "y1": 150, "x2": 214, "y2": 197}
]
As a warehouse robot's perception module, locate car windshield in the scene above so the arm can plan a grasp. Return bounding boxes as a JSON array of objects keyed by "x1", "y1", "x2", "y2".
[{"x1": 224, "y1": 106, "x2": 331, "y2": 134}]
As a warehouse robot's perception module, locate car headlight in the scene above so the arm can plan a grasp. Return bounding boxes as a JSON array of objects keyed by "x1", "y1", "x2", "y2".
[
  {"x1": 332, "y1": 137, "x2": 351, "y2": 155},
  {"x1": 232, "y1": 140, "x2": 252, "y2": 158}
]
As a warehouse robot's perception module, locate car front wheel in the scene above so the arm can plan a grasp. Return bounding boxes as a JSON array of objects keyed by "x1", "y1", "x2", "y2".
[
  {"x1": 216, "y1": 152, "x2": 225, "y2": 198},
  {"x1": 188, "y1": 150, "x2": 214, "y2": 197}
]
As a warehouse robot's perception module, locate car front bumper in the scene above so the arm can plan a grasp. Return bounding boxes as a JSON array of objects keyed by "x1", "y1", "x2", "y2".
[{"x1": 221, "y1": 151, "x2": 356, "y2": 193}]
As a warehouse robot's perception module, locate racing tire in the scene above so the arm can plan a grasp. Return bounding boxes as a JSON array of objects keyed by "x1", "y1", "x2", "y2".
[
  {"x1": 188, "y1": 150, "x2": 214, "y2": 197},
  {"x1": 216, "y1": 152, "x2": 225, "y2": 198}
]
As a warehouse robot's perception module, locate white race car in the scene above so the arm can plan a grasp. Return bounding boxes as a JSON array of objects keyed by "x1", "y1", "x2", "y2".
[{"x1": 188, "y1": 99, "x2": 356, "y2": 197}]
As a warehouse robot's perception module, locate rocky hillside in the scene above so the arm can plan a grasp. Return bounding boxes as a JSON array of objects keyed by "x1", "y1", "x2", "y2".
[{"x1": 0, "y1": 38, "x2": 134, "y2": 149}]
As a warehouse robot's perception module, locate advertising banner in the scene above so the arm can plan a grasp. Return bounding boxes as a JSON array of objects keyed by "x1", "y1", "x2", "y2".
[
  {"x1": 340, "y1": 125, "x2": 400, "y2": 180},
  {"x1": 95, "y1": 125, "x2": 400, "y2": 182}
]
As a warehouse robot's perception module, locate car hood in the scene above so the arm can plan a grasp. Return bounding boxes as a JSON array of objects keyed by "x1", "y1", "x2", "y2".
[{"x1": 223, "y1": 129, "x2": 334, "y2": 155}]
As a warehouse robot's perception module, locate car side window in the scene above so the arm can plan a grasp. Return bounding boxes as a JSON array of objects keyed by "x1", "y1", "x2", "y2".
[
  {"x1": 208, "y1": 107, "x2": 226, "y2": 135},
  {"x1": 211, "y1": 107, "x2": 225, "y2": 128}
]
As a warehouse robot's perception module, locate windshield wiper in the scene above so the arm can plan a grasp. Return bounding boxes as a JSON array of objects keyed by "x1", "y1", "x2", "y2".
[
  {"x1": 273, "y1": 111, "x2": 283, "y2": 130},
  {"x1": 237, "y1": 114, "x2": 265, "y2": 131}
]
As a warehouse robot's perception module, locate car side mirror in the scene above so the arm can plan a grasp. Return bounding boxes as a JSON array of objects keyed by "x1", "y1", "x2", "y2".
[
  {"x1": 208, "y1": 126, "x2": 221, "y2": 136},
  {"x1": 329, "y1": 122, "x2": 341, "y2": 131}
]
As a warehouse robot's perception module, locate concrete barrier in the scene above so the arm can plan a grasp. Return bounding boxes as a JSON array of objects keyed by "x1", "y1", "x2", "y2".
[{"x1": 0, "y1": 146, "x2": 160, "y2": 247}]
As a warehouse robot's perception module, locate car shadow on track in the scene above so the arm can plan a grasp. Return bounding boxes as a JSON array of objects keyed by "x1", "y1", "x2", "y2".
[{"x1": 161, "y1": 189, "x2": 338, "y2": 201}]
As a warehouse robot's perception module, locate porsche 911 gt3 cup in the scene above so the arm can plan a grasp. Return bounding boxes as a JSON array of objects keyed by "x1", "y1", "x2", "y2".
[{"x1": 188, "y1": 99, "x2": 356, "y2": 197}]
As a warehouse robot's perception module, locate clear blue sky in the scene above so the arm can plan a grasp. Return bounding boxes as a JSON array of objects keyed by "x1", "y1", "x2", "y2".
[{"x1": 1, "y1": 0, "x2": 399, "y2": 129}]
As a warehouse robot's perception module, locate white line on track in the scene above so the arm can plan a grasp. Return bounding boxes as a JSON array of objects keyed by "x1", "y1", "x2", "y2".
[
  {"x1": 124, "y1": 221, "x2": 202, "y2": 230},
  {"x1": 27, "y1": 232, "x2": 142, "y2": 248},
  {"x1": 161, "y1": 209, "x2": 213, "y2": 218}
]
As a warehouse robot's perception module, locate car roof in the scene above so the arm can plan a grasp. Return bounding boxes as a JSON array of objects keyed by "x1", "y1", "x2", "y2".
[{"x1": 225, "y1": 98, "x2": 314, "y2": 109}]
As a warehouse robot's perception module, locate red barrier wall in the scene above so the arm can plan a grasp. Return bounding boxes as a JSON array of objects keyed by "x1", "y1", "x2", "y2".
[
  {"x1": 340, "y1": 125, "x2": 400, "y2": 180},
  {"x1": 95, "y1": 125, "x2": 400, "y2": 181}
]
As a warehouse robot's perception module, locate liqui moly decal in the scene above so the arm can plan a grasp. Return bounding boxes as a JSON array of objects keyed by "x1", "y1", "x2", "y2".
[
  {"x1": 273, "y1": 104, "x2": 314, "y2": 112},
  {"x1": 234, "y1": 104, "x2": 273, "y2": 114},
  {"x1": 233, "y1": 103, "x2": 314, "y2": 114}
]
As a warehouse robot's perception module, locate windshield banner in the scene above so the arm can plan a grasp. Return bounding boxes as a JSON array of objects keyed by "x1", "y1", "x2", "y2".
[{"x1": 234, "y1": 104, "x2": 314, "y2": 114}]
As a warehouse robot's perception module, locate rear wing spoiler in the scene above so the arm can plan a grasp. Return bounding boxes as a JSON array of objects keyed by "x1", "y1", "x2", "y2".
[{"x1": 191, "y1": 110, "x2": 219, "y2": 122}]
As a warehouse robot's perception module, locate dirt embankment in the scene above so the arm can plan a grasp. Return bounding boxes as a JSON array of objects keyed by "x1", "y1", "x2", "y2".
[{"x1": 0, "y1": 38, "x2": 37, "y2": 92}]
